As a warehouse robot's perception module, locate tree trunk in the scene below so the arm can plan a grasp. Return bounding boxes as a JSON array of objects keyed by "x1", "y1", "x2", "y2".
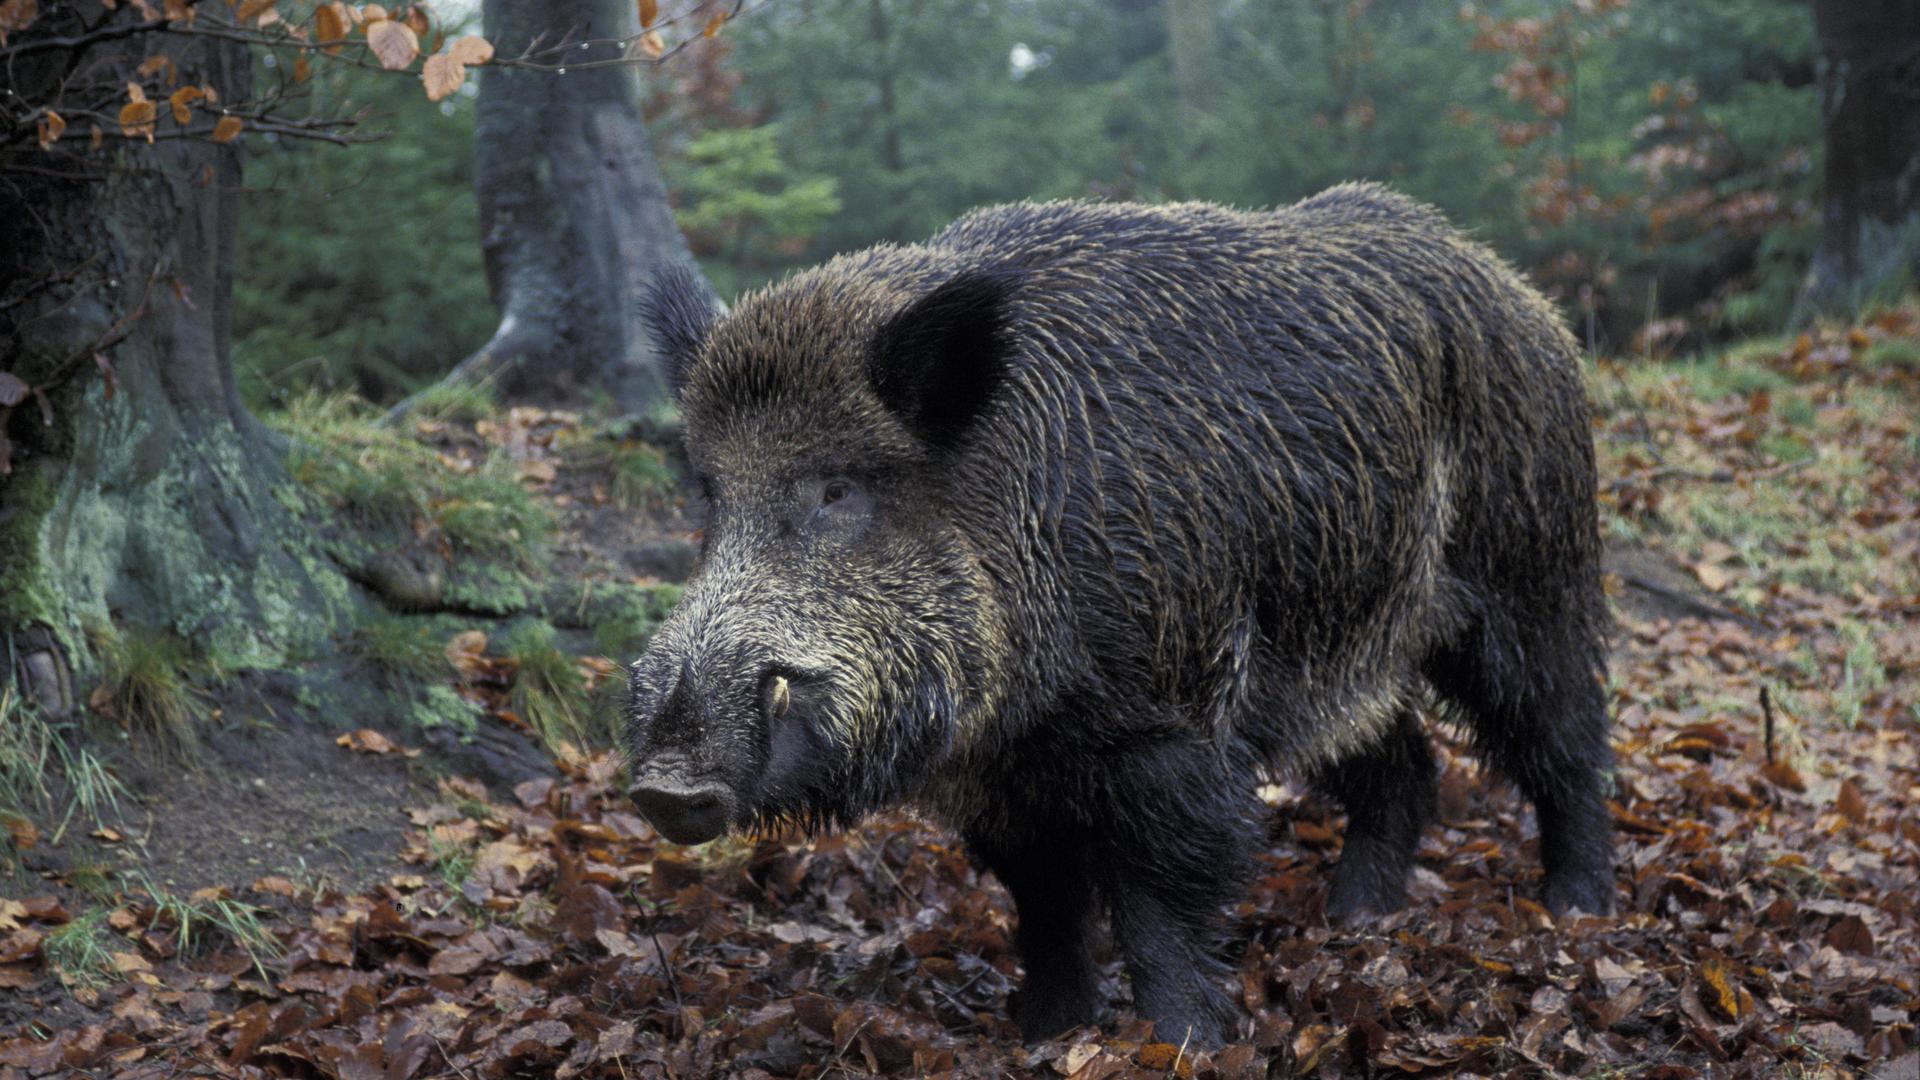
[
  {"x1": 400, "y1": 0, "x2": 720, "y2": 418},
  {"x1": 0, "y1": 10, "x2": 353, "y2": 712},
  {"x1": 1802, "y1": 0, "x2": 1920, "y2": 311}
]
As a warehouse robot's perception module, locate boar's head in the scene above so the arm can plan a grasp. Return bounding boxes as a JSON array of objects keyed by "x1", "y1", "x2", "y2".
[{"x1": 623, "y1": 262, "x2": 1020, "y2": 844}]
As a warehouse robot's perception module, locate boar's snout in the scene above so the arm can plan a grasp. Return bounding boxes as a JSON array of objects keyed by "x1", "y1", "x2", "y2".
[
  {"x1": 628, "y1": 764, "x2": 736, "y2": 845},
  {"x1": 627, "y1": 635, "x2": 833, "y2": 844}
]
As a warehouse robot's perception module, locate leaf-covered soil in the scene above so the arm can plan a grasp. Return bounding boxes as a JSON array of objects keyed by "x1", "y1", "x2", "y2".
[{"x1": 3, "y1": 315, "x2": 1918, "y2": 1078}]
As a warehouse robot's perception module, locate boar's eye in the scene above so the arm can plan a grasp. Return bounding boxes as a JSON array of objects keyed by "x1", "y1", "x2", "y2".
[{"x1": 799, "y1": 476, "x2": 869, "y2": 536}]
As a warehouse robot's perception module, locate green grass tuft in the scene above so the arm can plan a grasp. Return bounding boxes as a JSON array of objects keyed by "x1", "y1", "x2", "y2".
[
  {"x1": 433, "y1": 455, "x2": 553, "y2": 561},
  {"x1": 270, "y1": 389, "x2": 552, "y2": 555},
  {"x1": 351, "y1": 615, "x2": 450, "y2": 681},
  {"x1": 609, "y1": 442, "x2": 677, "y2": 513},
  {"x1": 409, "y1": 380, "x2": 499, "y2": 425},
  {"x1": 0, "y1": 687, "x2": 52, "y2": 819},
  {"x1": 559, "y1": 430, "x2": 680, "y2": 513},
  {"x1": 91, "y1": 624, "x2": 203, "y2": 747},
  {"x1": 136, "y1": 877, "x2": 282, "y2": 981},
  {"x1": 1861, "y1": 337, "x2": 1920, "y2": 370},
  {"x1": 586, "y1": 582, "x2": 684, "y2": 660},
  {"x1": 502, "y1": 619, "x2": 599, "y2": 752},
  {"x1": 429, "y1": 833, "x2": 476, "y2": 890},
  {"x1": 44, "y1": 910, "x2": 117, "y2": 991}
]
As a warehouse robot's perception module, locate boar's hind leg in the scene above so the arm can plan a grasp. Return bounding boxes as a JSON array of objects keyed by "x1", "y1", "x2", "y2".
[
  {"x1": 967, "y1": 830, "x2": 1104, "y2": 1041},
  {"x1": 1312, "y1": 709, "x2": 1437, "y2": 920},
  {"x1": 1425, "y1": 620, "x2": 1616, "y2": 916}
]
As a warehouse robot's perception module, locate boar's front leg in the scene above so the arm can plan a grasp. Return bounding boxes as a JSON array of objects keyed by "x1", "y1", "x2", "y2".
[
  {"x1": 1093, "y1": 736, "x2": 1261, "y2": 1049},
  {"x1": 965, "y1": 827, "x2": 1104, "y2": 1041}
]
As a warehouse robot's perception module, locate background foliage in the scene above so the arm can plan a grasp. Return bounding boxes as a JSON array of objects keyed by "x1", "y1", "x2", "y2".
[
  {"x1": 233, "y1": 49, "x2": 493, "y2": 407},
  {"x1": 232, "y1": 0, "x2": 1823, "y2": 404}
]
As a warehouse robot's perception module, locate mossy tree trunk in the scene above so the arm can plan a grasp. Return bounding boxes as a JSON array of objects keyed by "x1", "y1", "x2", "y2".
[
  {"x1": 1802, "y1": 0, "x2": 1920, "y2": 311},
  {"x1": 0, "y1": 12, "x2": 352, "y2": 714},
  {"x1": 401, "y1": 0, "x2": 720, "y2": 417}
]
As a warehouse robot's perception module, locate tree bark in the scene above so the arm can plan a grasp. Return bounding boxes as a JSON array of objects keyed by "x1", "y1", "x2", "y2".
[
  {"x1": 0, "y1": 8, "x2": 352, "y2": 709},
  {"x1": 1802, "y1": 0, "x2": 1920, "y2": 311},
  {"x1": 398, "y1": 0, "x2": 720, "y2": 418}
]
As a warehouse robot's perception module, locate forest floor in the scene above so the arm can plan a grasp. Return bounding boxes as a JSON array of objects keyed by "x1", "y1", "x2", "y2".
[{"x1": 2, "y1": 312, "x2": 1918, "y2": 1079}]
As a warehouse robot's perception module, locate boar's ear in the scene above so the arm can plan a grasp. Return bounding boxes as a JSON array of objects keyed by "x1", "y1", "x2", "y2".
[
  {"x1": 643, "y1": 263, "x2": 721, "y2": 397},
  {"x1": 868, "y1": 269, "x2": 1024, "y2": 453}
]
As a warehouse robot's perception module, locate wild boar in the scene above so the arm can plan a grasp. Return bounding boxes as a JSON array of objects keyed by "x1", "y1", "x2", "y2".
[{"x1": 625, "y1": 182, "x2": 1614, "y2": 1046}]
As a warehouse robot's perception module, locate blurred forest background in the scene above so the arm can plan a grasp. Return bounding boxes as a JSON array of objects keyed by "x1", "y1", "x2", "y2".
[
  {"x1": 237, "y1": 0, "x2": 1841, "y2": 407},
  {"x1": 3, "y1": 0, "x2": 1918, "y2": 1075}
]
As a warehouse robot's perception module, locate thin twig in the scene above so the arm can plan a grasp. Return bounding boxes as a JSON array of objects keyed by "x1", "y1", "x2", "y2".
[
  {"x1": 649, "y1": 929, "x2": 684, "y2": 1011},
  {"x1": 1760, "y1": 685, "x2": 1776, "y2": 765},
  {"x1": 429, "y1": 1033, "x2": 478, "y2": 1080}
]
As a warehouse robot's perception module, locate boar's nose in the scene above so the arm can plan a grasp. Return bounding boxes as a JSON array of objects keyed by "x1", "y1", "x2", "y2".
[{"x1": 628, "y1": 774, "x2": 736, "y2": 845}]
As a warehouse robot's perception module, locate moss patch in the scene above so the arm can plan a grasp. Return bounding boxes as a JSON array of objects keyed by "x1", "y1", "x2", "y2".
[{"x1": 269, "y1": 390, "x2": 553, "y2": 620}]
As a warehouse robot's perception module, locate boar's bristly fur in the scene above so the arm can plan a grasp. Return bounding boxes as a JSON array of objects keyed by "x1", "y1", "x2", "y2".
[{"x1": 625, "y1": 182, "x2": 1614, "y2": 1047}]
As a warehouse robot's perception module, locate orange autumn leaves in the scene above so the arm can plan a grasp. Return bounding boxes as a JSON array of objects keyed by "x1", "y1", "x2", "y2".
[
  {"x1": 288, "y1": 2, "x2": 491, "y2": 101},
  {"x1": 108, "y1": 79, "x2": 242, "y2": 145},
  {"x1": 421, "y1": 34, "x2": 495, "y2": 102},
  {"x1": 29, "y1": 0, "x2": 741, "y2": 149}
]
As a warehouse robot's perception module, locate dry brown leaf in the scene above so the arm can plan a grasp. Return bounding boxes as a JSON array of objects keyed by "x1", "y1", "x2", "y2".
[
  {"x1": 638, "y1": 0, "x2": 657, "y2": 28},
  {"x1": 235, "y1": 0, "x2": 276, "y2": 21},
  {"x1": 636, "y1": 29, "x2": 665, "y2": 58},
  {"x1": 250, "y1": 875, "x2": 299, "y2": 897},
  {"x1": 365, "y1": 18, "x2": 419, "y2": 69},
  {"x1": 1691, "y1": 560, "x2": 1728, "y2": 591},
  {"x1": 211, "y1": 115, "x2": 244, "y2": 143},
  {"x1": 703, "y1": 10, "x2": 727, "y2": 37},
  {"x1": 314, "y1": 1, "x2": 348, "y2": 53},
  {"x1": 35, "y1": 109, "x2": 64, "y2": 149},
  {"x1": 1827, "y1": 914, "x2": 1874, "y2": 957},
  {"x1": 421, "y1": 51, "x2": 465, "y2": 101},
  {"x1": 118, "y1": 99, "x2": 158, "y2": 140},
  {"x1": 1834, "y1": 778, "x2": 1869, "y2": 823},
  {"x1": 1697, "y1": 952, "x2": 1753, "y2": 1022},
  {"x1": 336, "y1": 728, "x2": 420, "y2": 757},
  {"x1": 0, "y1": 813, "x2": 35, "y2": 851},
  {"x1": 168, "y1": 85, "x2": 203, "y2": 124},
  {"x1": 447, "y1": 34, "x2": 493, "y2": 65},
  {"x1": 0, "y1": 0, "x2": 39, "y2": 49},
  {"x1": 445, "y1": 629, "x2": 488, "y2": 679}
]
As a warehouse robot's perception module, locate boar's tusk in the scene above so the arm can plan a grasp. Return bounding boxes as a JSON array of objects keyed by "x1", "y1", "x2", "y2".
[{"x1": 769, "y1": 674, "x2": 791, "y2": 719}]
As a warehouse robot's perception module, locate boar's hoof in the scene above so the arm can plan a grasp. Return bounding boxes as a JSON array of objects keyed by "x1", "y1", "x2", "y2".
[
  {"x1": 629, "y1": 777, "x2": 735, "y2": 845},
  {"x1": 1325, "y1": 866, "x2": 1410, "y2": 925},
  {"x1": 1010, "y1": 984, "x2": 1103, "y2": 1044},
  {"x1": 1544, "y1": 870, "x2": 1616, "y2": 917}
]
